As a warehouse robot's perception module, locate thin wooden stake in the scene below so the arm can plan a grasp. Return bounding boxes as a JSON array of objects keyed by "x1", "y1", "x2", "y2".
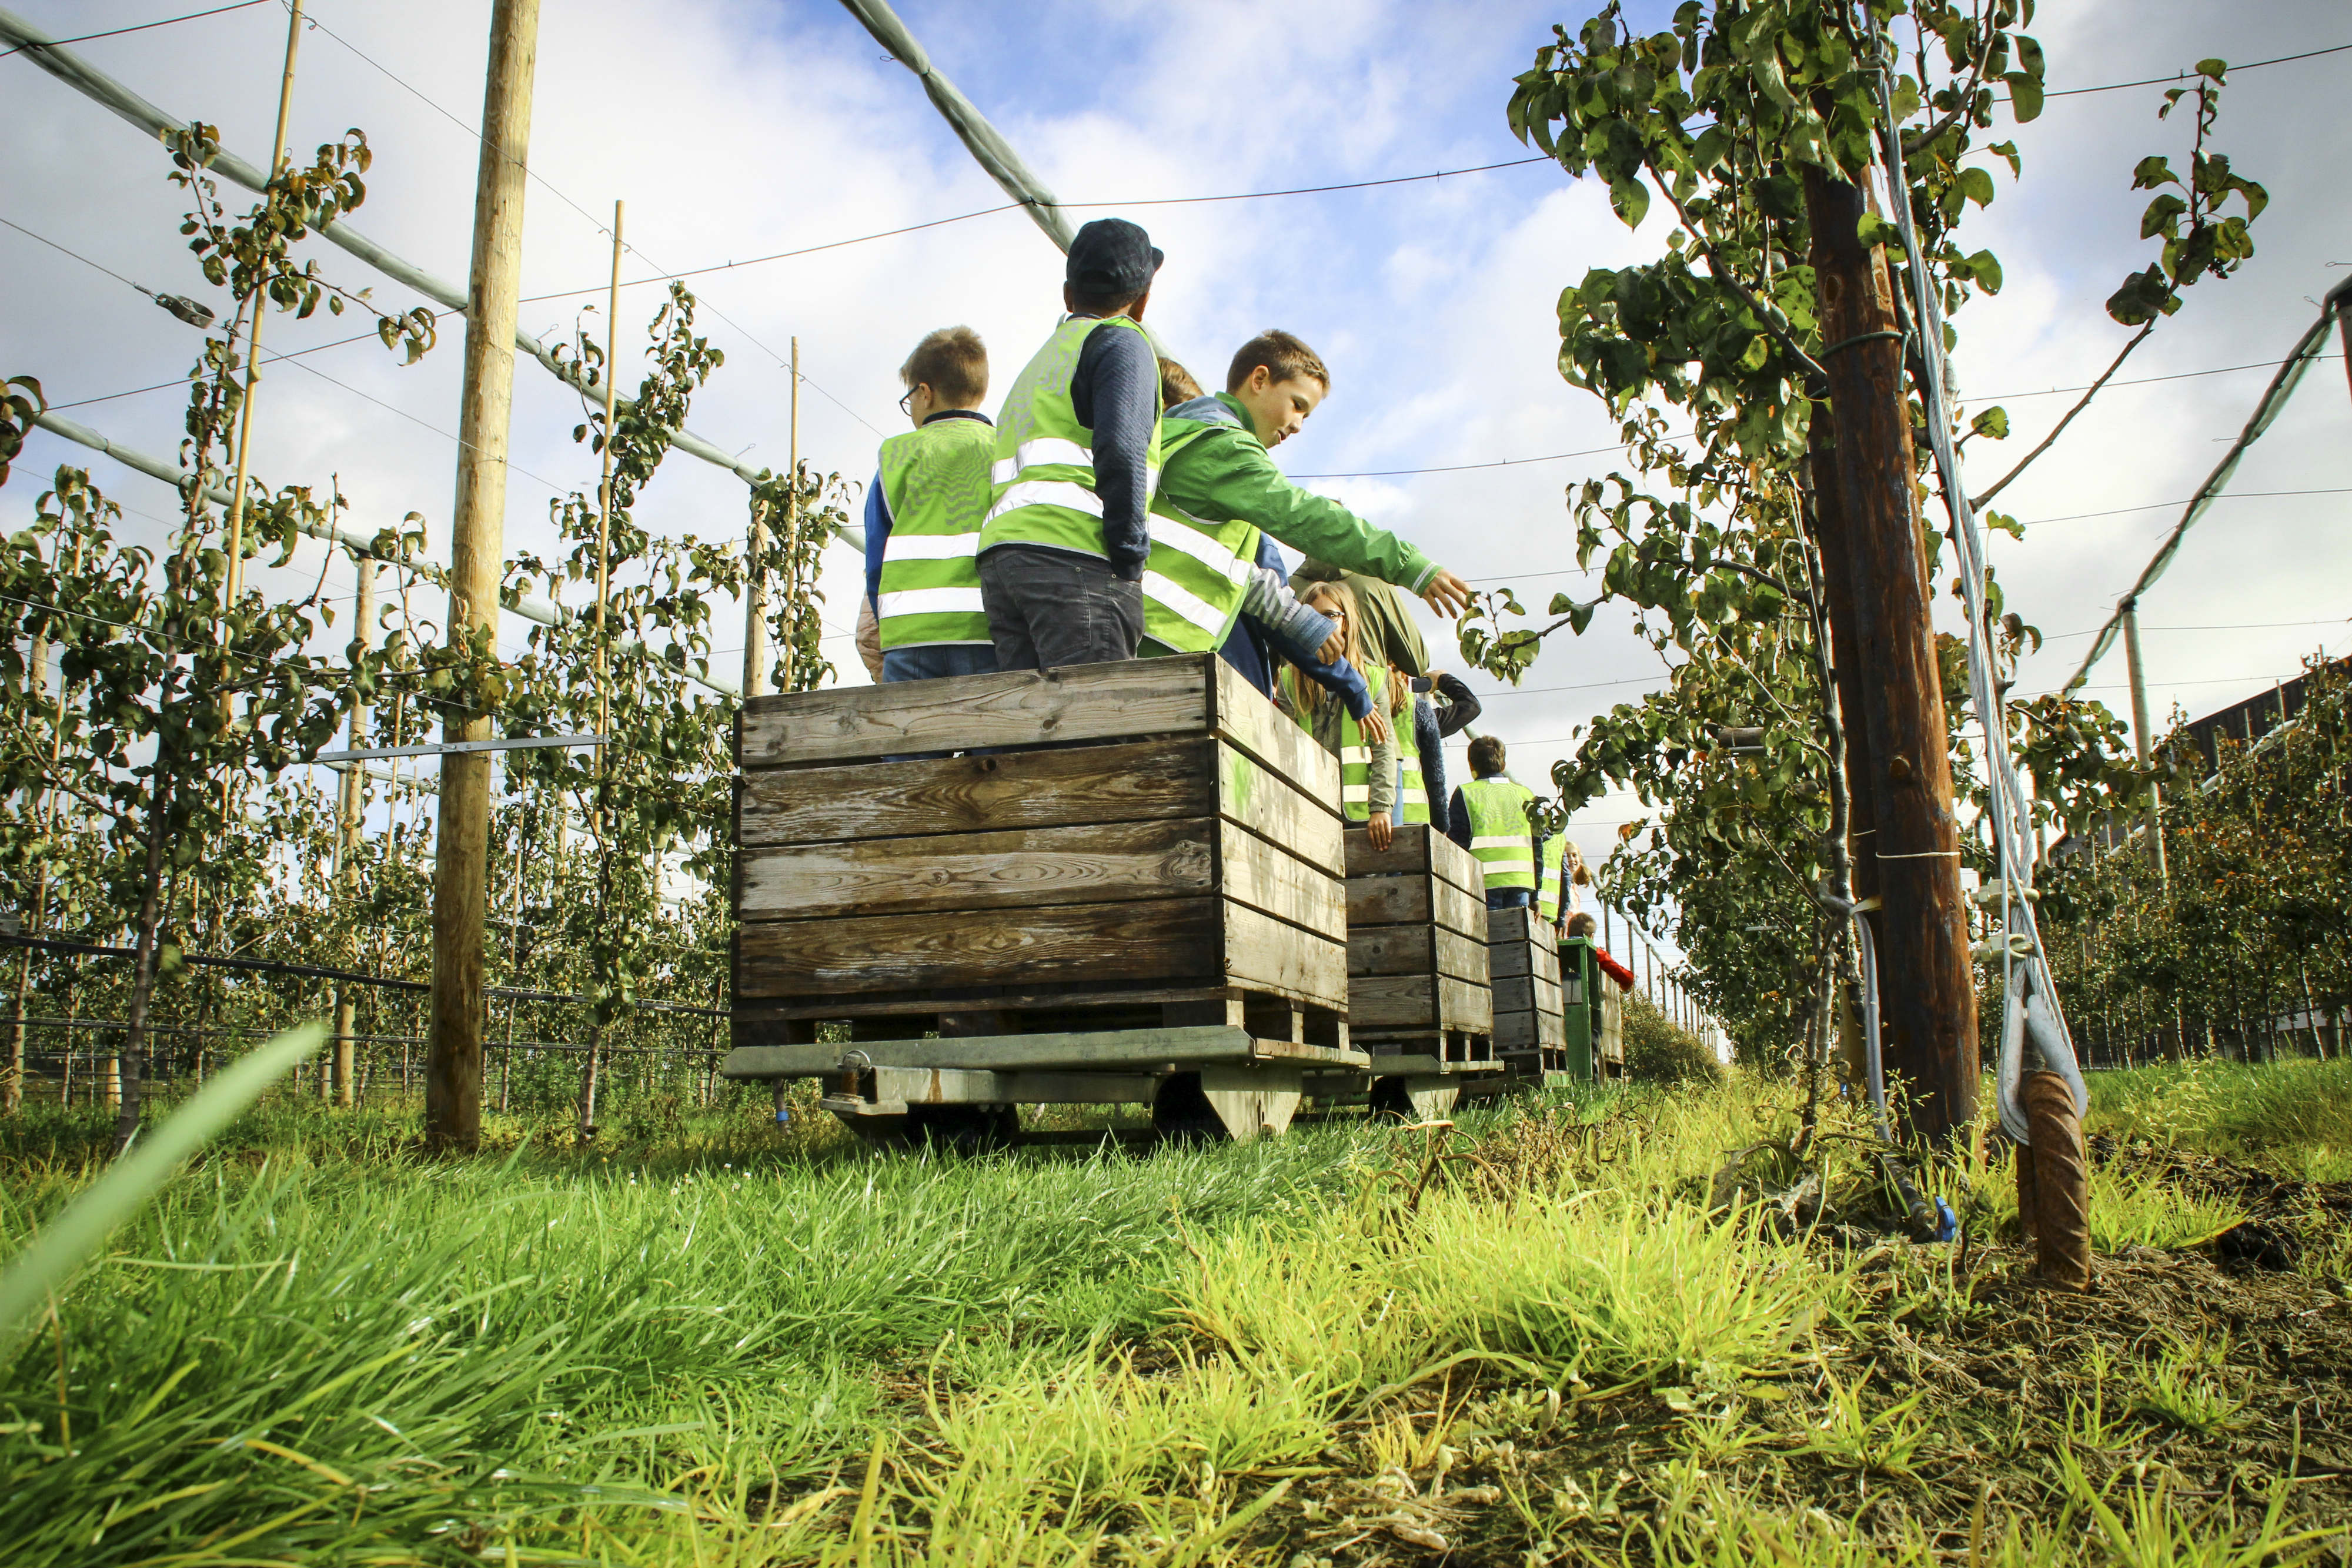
[
  {"x1": 220, "y1": 0, "x2": 306, "y2": 606},
  {"x1": 780, "y1": 335, "x2": 800, "y2": 694},
  {"x1": 594, "y1": 200, "x2": 623, "y2": 771},
  {"x1": 332, "y1": 547, "x2": 372, "y2": 1106},
  {"x1": 2122, "y1": 600, "x2": 2168, "y2": 890}
]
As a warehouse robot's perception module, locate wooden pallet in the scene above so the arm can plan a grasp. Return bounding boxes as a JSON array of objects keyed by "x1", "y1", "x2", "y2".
[
  {"x1": 1489, "y1": 905, "x2": 1566, "y2": 1072},
  {"x1": 722, "y1": 1025, "x2": 1358, "y2": 1142},
  {"x1": 729, "y1": 655, "x2": 1360, "y2": 1139}
]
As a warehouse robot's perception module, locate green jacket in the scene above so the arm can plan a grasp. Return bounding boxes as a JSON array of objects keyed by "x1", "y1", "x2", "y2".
[{"x1": 1158, "y1": 393, "x2": 1439, "y2": 596}]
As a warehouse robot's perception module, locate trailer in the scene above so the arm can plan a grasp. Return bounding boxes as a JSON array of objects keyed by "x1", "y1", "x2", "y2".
[
  {"x1": 721, "y1": 654, "x2": 1368, "y2": 1142},
  {"x1": 1310, "y1": 824, "x2": 1501, "y2": 1118}
]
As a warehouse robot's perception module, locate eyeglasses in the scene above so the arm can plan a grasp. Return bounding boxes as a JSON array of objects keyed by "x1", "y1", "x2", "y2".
[{"x1": 898, "y1": 387, "x2": 917, "y2": 416}]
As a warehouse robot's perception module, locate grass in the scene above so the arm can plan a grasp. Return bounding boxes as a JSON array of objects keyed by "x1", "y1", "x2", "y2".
[
  {"x1": 2087, "y1": 1055, "x2": 2352, "y2": 1173},
  {"x1": 5, "y1": 1062, "x2": 2351, "y2": 1564}
]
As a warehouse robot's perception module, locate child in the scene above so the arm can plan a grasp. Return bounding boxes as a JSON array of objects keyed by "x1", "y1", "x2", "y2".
[
  {"x1": 1566, "y1": 910, "x2": 1636, "y2": 992},
  {"x1": 1448, "y1": 734, "x2": 1547, "y2": 909},
  {"x1": 1279, "y1": 579, "x2": 1400, "y2": 848},
  {"x1": 980, "y1": 218, "x2": 1163, "y2": 670},
  {"x1": 864, "y1": 326, "x2": 995, "y2": 682}
]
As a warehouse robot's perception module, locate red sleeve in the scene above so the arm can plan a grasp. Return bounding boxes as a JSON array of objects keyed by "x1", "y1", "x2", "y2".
[{"x1": 1596, "y1": 950, "x2": 1636, "y2": 991}]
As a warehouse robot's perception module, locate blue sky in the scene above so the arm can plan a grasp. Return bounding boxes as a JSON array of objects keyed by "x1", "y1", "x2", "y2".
[{"x1": 4, "y1": 0, "x2": 2348, "y2": 969}]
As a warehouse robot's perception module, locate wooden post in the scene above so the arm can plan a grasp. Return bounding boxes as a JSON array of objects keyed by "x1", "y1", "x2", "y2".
[
  {"x1": 594, "y1": 200, "x2": 623, "y2": 757},
  {"x1": 1803, "y1": 165, "x2": 1977, "y2": 1142},
  {"x1": 331, "y1": 553, "x2": 372, "y2": 1105},
  {"x1": 781, "y1": 336, "x2": 800, "y2": 694},
  {"x1": 220, "y1": 0, "x2": 306, "y2": 604},
  {"x1": 426, "y1": 0, "x2": 539, "y2": 1153},
  {"x1": 2121, "y1": 600, "x2": 2168, "y2": 889}
]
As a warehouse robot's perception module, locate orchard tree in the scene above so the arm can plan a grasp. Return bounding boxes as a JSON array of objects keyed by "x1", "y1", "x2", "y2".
[{"x1": 1476, "y1": 1, "x2": 2266, "y2": 1135}]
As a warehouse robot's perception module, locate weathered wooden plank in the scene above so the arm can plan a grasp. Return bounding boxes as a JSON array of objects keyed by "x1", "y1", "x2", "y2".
[
  {"x1": 1222, "y1": 900, "x2": 1349, "y2": 1013},
  {"x1": 1489, "y1": 940, "x2": 1535, "y2": 980},
  {"x1": 1434, "y1": 926, "x2": 1489, "y2": 985},
  {"x1": 1487, "y1": 905, "x2": 1547, "y2": 947},
  {"x1": 1349, "y1": 924, "x2": 1436, "y2": 978},
  {"x1": 1345, "y1": 972, "x2": 1438, "y2": 1030},
  {"x1": 1347, "y1": 876, "x2": 1431, "y2": 927},
  {"x1": 1494, "y1": 973, "x2": 1564, "y2": 1019},
  {"x1": 1433, "y1": 876, "x2": 1486, "y2": 939},
  {"x1": 1219, "y1": 817, "x2": 1346, "y2": 939},
  {"x1": 1212, "y1": 653, "x2": 1341, "y2": 809},
  {"x1": 737, "y1": 897, "x2": 1221, "y2": 997},
  {"x1": 740, "y1": 736, "x2": 1217, "y2": 847},
  {"x1": 1428, "y1": 832, "x2": 1485, "y2": 898},
  {"x1": 1221, "y1": 745, "x2": 1344, "y2": 877},
  {"x1": 1350, "y1": 972, "x2": 1494, "y2": 1033},
  {"x1": 739, "y1": 658, "x2": 1212, "y2": 769},
  {"x1": 741, "y1": 817, "x2": 1214, "y2": 921},
  {"x1": 1343, "y1": 823, "x2": 1436, "y2": 878},
  {"x1": 1494, "y1": 1011, "x2": 1567, "y2": 1049}
]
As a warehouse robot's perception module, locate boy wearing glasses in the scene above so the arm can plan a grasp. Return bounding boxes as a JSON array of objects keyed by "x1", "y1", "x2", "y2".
[{"x1": 863, "y1": 326, "x2": 999, "y2": 683}]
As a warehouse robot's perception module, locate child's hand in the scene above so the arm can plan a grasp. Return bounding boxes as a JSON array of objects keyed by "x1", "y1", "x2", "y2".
[
  {"x1": 1368, "y1": 814, "x2": 1394, "y2": 850},
  {"x1": 1317, "y1": 628, "x2": 1346, "y2": 664},
  {"x1": 1362, "y1": 708, "x2": 1393, "y2": 745}
]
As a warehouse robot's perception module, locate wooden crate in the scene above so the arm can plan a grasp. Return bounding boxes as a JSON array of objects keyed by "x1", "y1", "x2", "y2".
[
  {"x1": 1488, "y1": 904, "x2": 1566, "y2": 1074},
  {"x1": 1342, "y1": 825, "x2": 1493, "y2": 1061},
  {"x1": 731, "y1": 653, "x2": 1350, "y2": 1049}
]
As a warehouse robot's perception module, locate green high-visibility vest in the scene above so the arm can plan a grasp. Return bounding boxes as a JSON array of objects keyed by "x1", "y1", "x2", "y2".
[
  {"x1": 1538, "y1": 832, "x2": 1566, "y2": 924},
  {"x1": 1399, "y1": 703, "x2": 1431, "y2": 825},
  {"x1": 875, "y1": 415, "x2": 995, "y2": 650},
  {"x1": 1137, "y1": 414, "x2": 1259, "y2": 654},
  {"x1": 1459, "y1": 774, "x2": 1538, "y2": 892},
  {"x1": 1279, "y1": 664, "x2": 1388, "y2": 822},
  {"x1": 981, "y1": 315, "x2": 1164, "y2": 563}
]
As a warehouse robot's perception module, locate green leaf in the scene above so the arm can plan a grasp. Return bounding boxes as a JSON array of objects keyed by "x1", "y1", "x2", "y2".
[
  {"x1": 1855, "y1": 211, "x2": 1895, "y2": 249},
  {"x1": 2005, "y1": 72, "x2": 2044, "y2": 122},
  {"x1": 1965, "y1": 249, "x2": 2003, "y2": 293},
  {"x1": 2139, "y1": 192, "x2": 2187, "y2": 239},
  {"x1": 1739, "y1": 333, "x2": 1771, "y2": 372},
  {"x1": 2195, "y1": 57, "x2": 2227, "y2": 80},
  {"x1": 1609, "y1": 175, "x2": 1651, "y2": 229},
  {"x1": 1969, "y1": 405, "x2": 2010, "y2": 441},
  {"x1": 2130, "y1": 155, "x2": 2179, "y2": 191},
  {"x1": 1957, "y1": 166, "x2": 1996, "y2": 208}
]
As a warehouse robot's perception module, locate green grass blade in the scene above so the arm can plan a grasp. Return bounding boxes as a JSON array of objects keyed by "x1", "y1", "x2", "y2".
[{"x1": 0, "y1": 1020, "x2": 326, "y2": 1357}]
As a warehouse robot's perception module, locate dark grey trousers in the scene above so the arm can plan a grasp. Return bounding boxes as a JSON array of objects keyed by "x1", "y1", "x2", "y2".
[{"x1": 978, "y1": 544, "x2": 1144, "y2": 670}]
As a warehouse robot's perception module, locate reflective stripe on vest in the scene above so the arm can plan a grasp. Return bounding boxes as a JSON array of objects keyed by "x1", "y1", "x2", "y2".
[
  {"x1": 876, "y1": 416, "x2": 997, "y2": 649},
  {"x1": 1538, "y1": 831, "x2": 1565, "y2": 922},
  {"x1": 1399, "y1": 704, "x2": 1431, "y2": 824},
  {"x1": 981, "y1": 316, "x2": 1165, "y2": 561},
  {"x1": 1136, "y1": 416, "x2": 1259, "y2": 654},
  {"x1": 1460, "y1": 775, "x2": 1538, "y2": 891}
]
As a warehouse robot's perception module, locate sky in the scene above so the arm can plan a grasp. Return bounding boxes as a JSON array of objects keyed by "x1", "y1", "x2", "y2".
[{"x1": 3, "y1": 0, "x2": 2347, "y2": 974}]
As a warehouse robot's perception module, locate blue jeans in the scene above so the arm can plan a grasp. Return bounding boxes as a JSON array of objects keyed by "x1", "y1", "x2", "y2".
[
  {"x1": 881, "y1": 644, "x2": 998, "y2": 683},
  {"x1": 1485, "y1": 887, "x2": 1534, "y2": 911}
]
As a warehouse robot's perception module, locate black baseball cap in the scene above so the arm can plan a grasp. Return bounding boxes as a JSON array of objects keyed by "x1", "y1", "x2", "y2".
[{"x1": 1066, "y1": 218, "x2": 1162, "y2": 298}]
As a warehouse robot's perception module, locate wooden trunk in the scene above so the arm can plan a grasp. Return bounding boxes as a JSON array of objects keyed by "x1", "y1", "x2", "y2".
[
  {"x1": 732, "y1": 654, "x2": 1349, "y2": 1048},
  {"x1": 1488, "y1": 905, "x2": 1565, "y2": 1072},
  {"x1": 1344, "y1": 825, "x2": 1492, "y2": 1061}
]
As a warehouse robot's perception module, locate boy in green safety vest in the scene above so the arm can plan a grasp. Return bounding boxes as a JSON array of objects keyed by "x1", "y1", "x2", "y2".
[
  {"x1": 863, "y1": 326, "x2": 997, "y2": 683},
  {"x1": 1447, "y1": 734, "x2": 1549, "y2": 911},
  {"x1": 979, "y1": 218, "x2": 1165, "y2": 670},
  {"x1": 1145, "y1": 330, "x2": 1472, "y2": 666}
]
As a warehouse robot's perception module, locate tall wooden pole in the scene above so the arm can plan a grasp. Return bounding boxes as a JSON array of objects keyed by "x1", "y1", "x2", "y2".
[
  {"x1": 426, "y1": 0, "x2": 539, "y2": 1153},
  {"x1": 781, "y1": 336, "x2": 800, "y2": 694},
  {"x1": 2122, "y1": 600, "x2": 2169, "y2": 889},
  {"x1": 332, "y1": 553, "x2": 373, "y2": 1106},
  {"x1": 221, "y1": 0, "x2": 305, "y2": 604},
  {"x1": 594, "y1": 201, "x2": 623, "y2": 758},
  {"x1": 1803, "y1": 165, "x2": 1977, "y2": 1141}
]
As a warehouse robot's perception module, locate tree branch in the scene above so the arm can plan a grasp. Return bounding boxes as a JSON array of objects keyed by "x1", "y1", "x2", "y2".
[
  {"x1": 1651, "y1": 170, "x2": 1833, "y2": 387},
  {"x1": 1970, "y1": 322, "x2": 2156, "y2": 510}
]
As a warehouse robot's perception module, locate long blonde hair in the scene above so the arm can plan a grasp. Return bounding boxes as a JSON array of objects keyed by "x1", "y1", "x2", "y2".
[{"x1": 1289, "y1": 579, "x2": 1404, "y2": 723}]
